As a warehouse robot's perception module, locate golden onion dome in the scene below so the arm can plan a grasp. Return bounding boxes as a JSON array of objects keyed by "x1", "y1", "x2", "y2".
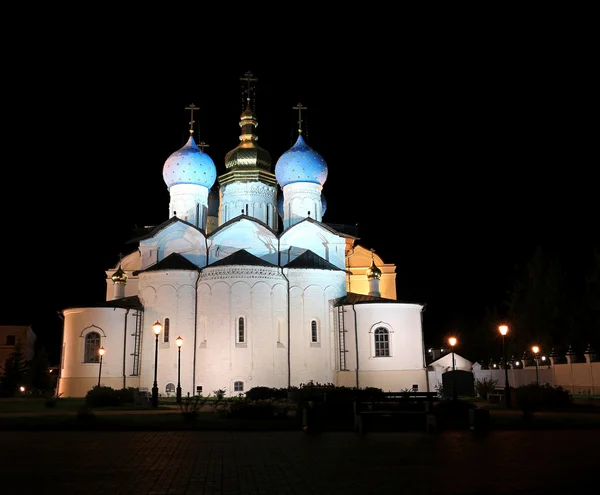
[
  {"x1": 366, "y1": 254, "x2": 382, "y2": 280},
  {"x1": 111, "y1": 265, "x2": 128, "y2": 284}
]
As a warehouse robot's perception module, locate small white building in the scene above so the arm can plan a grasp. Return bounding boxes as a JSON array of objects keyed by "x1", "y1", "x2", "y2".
[{"x1": 57, "y1": 78, "x2": 429, "y2": 398}]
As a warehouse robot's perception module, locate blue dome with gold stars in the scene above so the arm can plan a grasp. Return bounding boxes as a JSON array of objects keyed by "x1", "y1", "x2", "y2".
[
  {"x1": 275, "y1": 134, "x2": 328, "y2": 188},
  {"x1": 163, "y1": 136, "x2": 217, "y2": 189}
]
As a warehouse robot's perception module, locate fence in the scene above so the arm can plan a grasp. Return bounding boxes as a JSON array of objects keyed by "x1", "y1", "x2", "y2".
[{"x1": 427, "y1": 360, "x2": 600, "y2": 396}]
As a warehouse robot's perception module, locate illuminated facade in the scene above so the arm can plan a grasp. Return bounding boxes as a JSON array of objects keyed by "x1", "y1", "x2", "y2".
[{"x1": 57, "y1": 78, "x2": 428, "y2": 398}]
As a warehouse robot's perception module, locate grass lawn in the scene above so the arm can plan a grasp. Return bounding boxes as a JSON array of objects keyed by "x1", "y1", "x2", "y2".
[{"x1": 1, "y1": 396, "x2": 599, "y2": 432}]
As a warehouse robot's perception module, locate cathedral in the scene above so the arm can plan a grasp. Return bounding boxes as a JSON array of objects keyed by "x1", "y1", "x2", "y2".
[{"x1": 57, "y1": 76, "x2": 428, "y2": 398}]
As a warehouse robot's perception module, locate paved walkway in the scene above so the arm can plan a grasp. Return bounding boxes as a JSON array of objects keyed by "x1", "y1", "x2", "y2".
[{"x1": 1, "y1": 429, "x2": 597, "y2": 494}]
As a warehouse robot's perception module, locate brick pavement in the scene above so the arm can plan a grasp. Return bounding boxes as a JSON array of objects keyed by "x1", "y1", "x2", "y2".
[{"x1": 1, "y1": 429, "x2": 598, "y2": 494}]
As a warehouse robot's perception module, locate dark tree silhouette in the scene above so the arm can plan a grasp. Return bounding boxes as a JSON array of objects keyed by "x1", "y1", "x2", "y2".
[
  {"x1": 29, "y1": 346, "x2": 52, "y2": 394},
  {"x1": 582, "y1": 247, "x2": 600, "y2": 346},
  {"x1": 466, "y1": 305, "x2": 503, "y2": 364},
  {"x1": 507, "y1": 244, "x2": 595, "y2": 356},
  {"x1": 0, "y1": 342, "x2": 28, "y2": 397}
]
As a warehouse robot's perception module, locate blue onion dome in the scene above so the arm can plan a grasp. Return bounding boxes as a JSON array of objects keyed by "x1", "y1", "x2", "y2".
[
  {"x1": 207, "y1": 186, "x2": 219, "y2": 217},
  {"x1": 321, "y1": 193, "x2": 327, "y2": 216},
  {"x1": 163, "y1": 135, "x2": 217, "y2": 189},
  {"x1": 275, "y1": 134, "x2": 328, "y2": 188}
]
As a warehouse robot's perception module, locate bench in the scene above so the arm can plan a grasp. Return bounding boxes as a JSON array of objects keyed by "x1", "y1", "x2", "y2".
[
  {"x1": 353, "y1": 391, "x2": 439, "y2": 433},
  {"x1": 487, "y1": 387, "x2": 505, "y2": 403}
]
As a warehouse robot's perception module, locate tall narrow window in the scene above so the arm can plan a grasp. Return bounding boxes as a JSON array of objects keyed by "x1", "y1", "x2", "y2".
[
  {"x1": 238, "y1": 317, "x2": 245, "y2": 343},
  {"x1": 84, "y1": 332, "x2": 101, "y2": 363},
  {"x1": 163, "y1": 318, "x2": 170, "y2": 343},
  {"x1": 374, "y1": 327, "x2": 390, "y2": 357},
  {"x1": 311, "y1": 320, "x2": 319, "y2": 343}
]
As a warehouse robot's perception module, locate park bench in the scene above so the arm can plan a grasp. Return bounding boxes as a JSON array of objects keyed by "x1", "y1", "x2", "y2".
[
  {"x1": 353, "y1": 391, "x2": 439, "y2": 433},
  {"x1": 487, "y1": 387, "x2": 505, "y2": 403}
]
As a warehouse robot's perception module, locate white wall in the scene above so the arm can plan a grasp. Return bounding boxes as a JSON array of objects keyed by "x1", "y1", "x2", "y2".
[
  {"x1": 340, "y1": 303, "x2": 428, "y2": 392},
  {"x1": 58, "y1": 307, "x2": 140, "y2": 397}
]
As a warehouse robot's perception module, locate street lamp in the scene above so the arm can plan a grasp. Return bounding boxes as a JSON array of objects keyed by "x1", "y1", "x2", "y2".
[
  {"x1": 532, "y1": 345, "x2": 540, "y2": 385},
  {"x1": 448, "y1": 337, "x2": 457, "y2": 371},
  {"x1": 151, "y1": 321, "x2": 162, "y2": 408},
  {"x1": 176, "y1": 336, "x2": 183, "y2": 403},
  {"x1": 448, "y1": 337, "x2": 457, "y2": 400},
  {"x1": 498, "y1": 325, "x2": 511, "y2": 408},
  {"x1": 97, "y1": 346, "x2": 105, "y2": 388}
]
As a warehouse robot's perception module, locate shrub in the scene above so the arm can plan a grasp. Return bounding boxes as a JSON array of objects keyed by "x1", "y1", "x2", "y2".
[
  {"x1": 85, "y1": 386, "x2": 122, "y2": 408},
  {"x1": 116, "y1": 387, "x2": 137, "y2": 405},
  {"x1": 225, "y1": 399, "x2": 279, "y2": 419},
  {"x1": 213, "y1": 388, "x2": 226, "y2": 400},
  {"x1": 245, "y1": 386, "x2": 287, "y2": 400},
  {"x1": 514, "y1": 383, "x2": 572, "y2": 411},
  {"x1": 179, "y1": 393, "x2": 208, "y2": 421},
  {"x1": 475, "y1": 376, "x2": 498, "y2": 399}
]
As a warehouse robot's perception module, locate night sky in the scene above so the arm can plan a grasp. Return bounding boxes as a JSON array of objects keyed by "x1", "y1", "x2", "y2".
[{"x1": 3, "y1": 27, "x2": 596, "y2": 365}]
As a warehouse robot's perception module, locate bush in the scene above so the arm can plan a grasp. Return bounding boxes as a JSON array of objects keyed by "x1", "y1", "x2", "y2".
[
  {"x1": 85, "y1": 386, "x2": 122, "y2": 408},
  {"x1": 225, "y1": 399, "x2": 278, "y2": 419},
  {"x1": 245, "y1": 386, "x2": 287, "y2": 401},
  {"x1": 117, "y1": 387, "x2": 137, "y2": 405},
  {"x1": 514, "y1": 383, "x2": 572, "y2": 411},
  {"x1": 475, "y1": 376, "x2": 498, "y2": 399}
]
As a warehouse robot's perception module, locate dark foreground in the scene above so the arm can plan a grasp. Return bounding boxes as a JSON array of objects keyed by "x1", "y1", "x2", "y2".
[{"x1": 0, "y1": 429, "x2": 597, "y2": 495}]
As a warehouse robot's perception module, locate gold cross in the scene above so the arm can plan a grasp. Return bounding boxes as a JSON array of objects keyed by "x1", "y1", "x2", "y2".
[
  {"x1": 185, "y1": 104, "x2": 198, "y2": 136},
  {"x1": 240, "y1": 71, "x2": 258, "y2": 102},
  {"x1": 293, "y1": 102, "x2": 307, "y2": 133}
]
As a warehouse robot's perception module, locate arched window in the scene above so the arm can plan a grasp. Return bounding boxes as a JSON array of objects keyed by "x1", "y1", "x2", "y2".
[
  {"x1": 311, "y1": 320, "x2": 319, "y2": 343},
  {"x1": 374, "y1": 327, "x2": 390, "y2": 357},
  {"x1": 237, "y1": 317, "x2": 245, "y2": 343},
  {"x1": 84, "y1": 332, "x2": 101, "y2": 363},
  {"x1": 163, "y1": 318, "x2": 170, "y2": 343},
  {"x1": 234, "y1": 381, "x2": 244, "y2": 392},
  {"x1": 165, "y1": 383, "x2": 175, "y2": 395}
]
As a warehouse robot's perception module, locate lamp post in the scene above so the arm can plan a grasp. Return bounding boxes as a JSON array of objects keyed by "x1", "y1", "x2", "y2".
[
  {"x1": 176, "y1": 336, "x2": 183, "y2": 403},
  {"x1": 151, "y1": 321, "x2": 162, "y2": 408},
  {"x1": 498, "y1": 325, "x2": 511, "y2": 408},
  {"x1": 532, "y1": 345, "x2": 540, "y2": 385},
  {"x1": 448, "y1": 337, "x2": 457, "y2": 400},
  {"x1": 448, "y1": 337, "x2": 457, "y2": 371},
  {"x1": 97, "y1": 347, "x2": 105, "y2": 388}
]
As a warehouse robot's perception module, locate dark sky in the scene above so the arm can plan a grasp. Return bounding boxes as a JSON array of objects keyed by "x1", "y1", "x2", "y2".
[{"x1": 2, "y1": 25, "x2": 596, "y2": 364}]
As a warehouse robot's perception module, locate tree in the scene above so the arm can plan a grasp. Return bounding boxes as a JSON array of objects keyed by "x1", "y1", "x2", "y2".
[
  {"x1": 0, "y1": 342, "x2": 28, "y2": 397},
  {"x1": 506, "y1": 245, "x2": 574, "y2": 353},
  {"x1": 467, "y1": 305, "x2": 502, "y2": 364},
  {"x1": 582, "y1": 247, "x2": 600, "y2": 345},
  {"x1": 29, "y1": 346, "x2": 52, "y2": 394}
]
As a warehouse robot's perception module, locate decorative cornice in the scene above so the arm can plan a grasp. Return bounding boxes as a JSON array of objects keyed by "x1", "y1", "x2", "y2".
[
  {"x1": 219, "y1": 170, "x2": 277, "y2": 187},
  {"x1": 201, "y1": 266, "x2": 282, "y2": 281},
  {"x1": 222, "y1": 185, "x2": 276, "y2": 200}
]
